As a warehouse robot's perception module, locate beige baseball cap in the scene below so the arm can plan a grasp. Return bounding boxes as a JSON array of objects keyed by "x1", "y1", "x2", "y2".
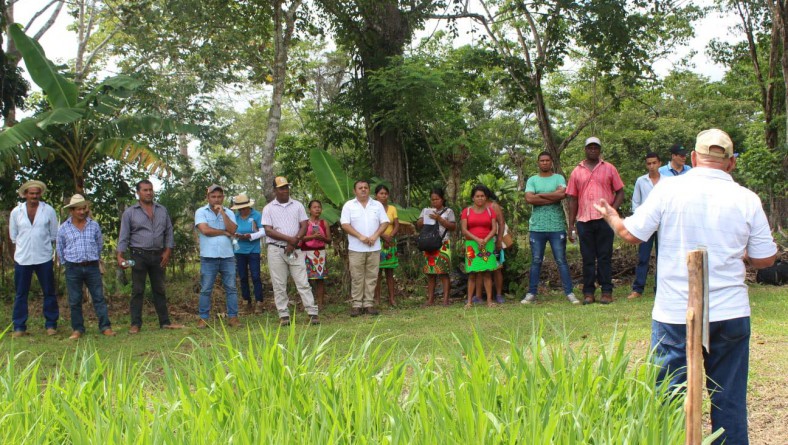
[{"x1": 695, "y1": 129, "x2": 734, "y2": 159}]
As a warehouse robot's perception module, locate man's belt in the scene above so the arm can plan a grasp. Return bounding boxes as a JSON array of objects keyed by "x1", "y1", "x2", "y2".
[
  {"x1": 69, "y1": 260, "x2": 99, "y2": 267},
  {"x1": 130, "y1": 247, "x2": 163, "y2": 254}
]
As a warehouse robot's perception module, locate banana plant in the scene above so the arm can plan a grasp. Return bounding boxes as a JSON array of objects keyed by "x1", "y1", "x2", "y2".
[{"x1": 0, "y1": 24, "x2": 196, "y2": 193}]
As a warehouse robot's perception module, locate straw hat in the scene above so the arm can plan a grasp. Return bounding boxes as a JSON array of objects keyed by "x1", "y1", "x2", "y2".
[
  {"x1": 17, "y1": 180, "x2": 47, "y2": 197},
  {"x1": 64, "y1": 194, "x2": 91, "y2": 208},
  {"x1": 230, "y1": 194, "x2": 255, "y2": 210}
]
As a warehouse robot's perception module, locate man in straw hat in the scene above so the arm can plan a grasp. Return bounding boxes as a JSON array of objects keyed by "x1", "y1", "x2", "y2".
[
  {"x1": 261, "y1": 176, "x2": 319, "y2": 326},
  {"x1": 231, "y1": 193, "x2": 265, "y2": 314},
  {"x1": 594, "y1": 128, "x2": 777, "y2": 444},
  {"x1": 9, "y1": 180, "x2": 60, "y2": 338},
  {"x1": 117, "y1": 179, "x2": 184, "y2": 334},
  {"x1": 57, "y1": 194, "x2": 116, "y2": 339},
  {"x1": 194, "y1": 184, "x2": 241, "y2": 328}
]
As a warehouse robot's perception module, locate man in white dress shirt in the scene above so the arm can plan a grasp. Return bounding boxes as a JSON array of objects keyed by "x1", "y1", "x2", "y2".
[{"x1": 340, "y1": 180, "x2": 389, "y2": 316}]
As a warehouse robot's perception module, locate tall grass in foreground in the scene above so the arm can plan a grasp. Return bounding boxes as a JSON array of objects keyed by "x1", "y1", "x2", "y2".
[{"x1": 1, "y1": 325, "x2": 686, "y2": 444}]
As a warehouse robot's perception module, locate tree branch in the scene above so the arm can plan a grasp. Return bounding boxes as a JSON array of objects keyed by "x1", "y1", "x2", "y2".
[{"x1": 30, "y1": 0, "x2": 65, "y2": 41}]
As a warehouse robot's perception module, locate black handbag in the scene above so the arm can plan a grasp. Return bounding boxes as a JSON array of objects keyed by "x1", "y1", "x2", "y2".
[{"x1": 416, "y1": 209, "x2": 447, "y2": 252}]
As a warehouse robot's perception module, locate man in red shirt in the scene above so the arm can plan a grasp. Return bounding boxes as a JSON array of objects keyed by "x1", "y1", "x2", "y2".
[{"x1": 566, "y1": 137, "x2": 625, "y2": 304}]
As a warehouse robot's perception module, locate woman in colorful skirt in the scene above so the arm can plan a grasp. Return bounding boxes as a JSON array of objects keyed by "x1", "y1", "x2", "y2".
[
  {"x1": 374, "y1": 184, "x2": 399, "y2": 306},
  {"x1": 416, "y1": 187, "x2": 456, "y2": 306},
  {"x1": 461, "y1": 185, "x2": 499, "y2": 308},
  {"x1": 301, "y1": 200, "x2": 332, "y2": 307}
]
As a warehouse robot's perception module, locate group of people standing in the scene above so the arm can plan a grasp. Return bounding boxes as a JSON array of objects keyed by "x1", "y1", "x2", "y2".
[{"x1": 10, "y1": 179, "x2": 184, "y2": 339}]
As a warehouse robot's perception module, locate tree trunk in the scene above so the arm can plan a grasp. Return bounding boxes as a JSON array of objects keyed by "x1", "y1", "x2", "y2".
[
  {"x1": 260, "y1": 0, "x2": 302, "y2": 203},
  {"x1": 369, "y1": 125, "x2": 405, "y2": 202}
]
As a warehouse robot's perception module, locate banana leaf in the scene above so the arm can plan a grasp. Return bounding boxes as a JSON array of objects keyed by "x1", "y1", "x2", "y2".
[
  {"x1": 9, "y1": 24, "x2": 77, "y2": 109},
  {"x1": 310, "y1": 148, "x2": 354, "y2": 208}
]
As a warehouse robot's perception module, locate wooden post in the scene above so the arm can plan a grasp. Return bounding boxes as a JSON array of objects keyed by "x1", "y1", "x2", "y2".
[{"x1": 685, "y1": 249, "x2": 707, "y2": 445}]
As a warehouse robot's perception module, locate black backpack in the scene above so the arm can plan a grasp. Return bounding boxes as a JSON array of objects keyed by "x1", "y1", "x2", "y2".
[
  {"x1": 756, "y1": 260, "x2": 788, "y2": 285},
  {"x1": 416, "y1": 208, "x2": 448, "y2": 252}
]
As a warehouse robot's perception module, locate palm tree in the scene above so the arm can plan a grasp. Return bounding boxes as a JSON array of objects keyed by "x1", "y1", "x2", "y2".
[{"x1": 0, "y1": 24, "x2": 195, "y2": 193}]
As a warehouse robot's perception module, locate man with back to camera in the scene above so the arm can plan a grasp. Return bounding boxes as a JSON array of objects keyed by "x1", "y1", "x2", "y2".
[
  {"x1": 628, "y1": 152, "x2": 662, "y2": 299},
  {"x1": 117, "y1": 179, "x2": 184, "y2": 333},
  {"x1": 659, "y1": 143, "x2": 691, "y2": 177},
  {"x1": 594, "y1": 128, "x2": 777, "y2": 445},
  {"x1": 521, "y1": 152, "x2": 579, "y2": 305},
  {"x1": 194, "y1": 184, "x2": 241, "y2": 328},
  {"x1": 260, "y1": 176, "x2": 319, "y2": 326},
  {"x1": 566, "y1": 136, "x2": 625, "y2": 305},
  {"x1": 9, "y1": 180, "x2": 60, "y2": 337}
]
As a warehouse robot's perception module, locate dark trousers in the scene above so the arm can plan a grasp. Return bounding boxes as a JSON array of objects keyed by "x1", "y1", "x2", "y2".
[
  {"x1": 652, "y1": 318, "x2": 751, "y2": 445},
  {"x1": 576, "y1": 219, "x2": 614, "y2": 295},
  {"x1": 65, "y1": 263, "x2": 111, "y2": 333},
  {"x1": 13, "y1": 260, "x2": 59, "y2": 331},
  {"x1": 130, "y1": 249, "x2": 171, "y2": 328},
  {"x1": 235, "y1": 252, "x2": 263, "y2": 302},
  {"x1": 632, "y1": 233, "x2": 657, "y2": 293}
]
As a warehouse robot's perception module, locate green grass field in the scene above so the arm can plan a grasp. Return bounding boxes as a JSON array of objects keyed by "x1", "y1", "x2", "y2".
[{"x1": 1, "y1": 283, "x2": 786, "y2": 443}]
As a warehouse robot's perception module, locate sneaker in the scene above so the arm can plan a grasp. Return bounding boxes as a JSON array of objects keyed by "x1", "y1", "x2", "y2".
[
  {"x1": 309, "y1": 315, "x2": 320, "y2": 325},
  {"x1": 566, "y1": 293, "x2": 581, "y2": 305},
  {"x1": 494, "y1": 295, "x2": 506, "y2": 304},
  {"x1": 279, "y1": 317, "x2": 290, "y2": 326},
  {"x1": 520, "y1": 293, "x2": 537, "y2": 304}
]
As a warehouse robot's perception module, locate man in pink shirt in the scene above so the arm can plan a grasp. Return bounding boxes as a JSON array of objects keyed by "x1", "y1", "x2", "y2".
[{"x1": 566, "y1": 137, "x2": 625, "y2": 304}]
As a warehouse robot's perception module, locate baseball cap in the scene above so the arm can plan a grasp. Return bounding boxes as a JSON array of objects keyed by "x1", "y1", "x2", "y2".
[
  {"x1": 584, "y1": 137, "x2": 602, "y2": 148},
  {"x1": 206, "y1": 184, "x2": 223, "y2": 194},
  {"x1": 273, "y1": 176, "x2": 290, "y2": 188},
  {"x1": 695, "y1": 129, "x2": 734, "y2": 159},
  {"x1": 669, "y1": 143, "x2": 687, "y2": 156}
]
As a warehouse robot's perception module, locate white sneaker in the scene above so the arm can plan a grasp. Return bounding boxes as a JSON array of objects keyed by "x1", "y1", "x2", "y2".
[
  {"x1": 566, "y1": 293, "x2": 581, "y2": 305},
  {"x1": 520, "y1": 293, "x2": 537, "y2": 304}
]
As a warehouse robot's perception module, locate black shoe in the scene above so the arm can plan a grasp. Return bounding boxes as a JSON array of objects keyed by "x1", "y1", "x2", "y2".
[{"x1": 366, "y1": 307, "x2": 380, "y2": 316}]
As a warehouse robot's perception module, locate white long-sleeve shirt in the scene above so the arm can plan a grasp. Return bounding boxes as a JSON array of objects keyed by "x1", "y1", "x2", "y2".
[{"x1": 9, "y1": 201, "x2": 59, "y2": 265}]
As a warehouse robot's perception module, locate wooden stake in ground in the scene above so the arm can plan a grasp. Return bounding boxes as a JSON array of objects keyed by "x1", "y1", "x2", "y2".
[{"x1": 686, "y1": 248, "x2": 708, "y2": 445}]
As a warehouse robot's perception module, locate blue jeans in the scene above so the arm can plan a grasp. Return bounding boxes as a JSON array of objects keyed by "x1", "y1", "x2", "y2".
[
  {"x1": 528, "y1": 231, "x2": 573, "y2": 295},
  {"x1": 651, "y1": 318, "x2": 750, "y2": 445},
  {"x1": 64, "y1": 262, "x2": 112, "y2": 333},
  {"x1": 632, "y1": 233, "x2": 657, "y2": 293},
  {"x1": 576, "y1": 219, "x2": 614, "y2": 295},
  {"x1": 235, "y1": 252, "x2": 263, "y2": 302},
  {"x1": 199, "y1": 257, "x2": 239, "y2": 319},
  {"x1": 14, "y1": 260, "x2": 59, "y2": 332}
]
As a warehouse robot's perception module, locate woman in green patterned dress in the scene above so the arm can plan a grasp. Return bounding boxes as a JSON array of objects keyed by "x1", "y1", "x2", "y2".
[{"x1": 461, "y1": 185, "x2": 499, "y2": 308}]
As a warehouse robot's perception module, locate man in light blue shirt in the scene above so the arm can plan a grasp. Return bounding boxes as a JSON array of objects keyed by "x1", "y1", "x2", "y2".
[
  {"x1": 9, "y1": 180, "x2": 59, "y2": 337},
  {"x1": 658, "y1": 143, "x2": 691, "y2": 177},
  {"x1": 629, "y1": 152, "x2": 661, "y2": 299},
  {"x1": 194, "y1": 184, "x2": 240, "y2": 328}
]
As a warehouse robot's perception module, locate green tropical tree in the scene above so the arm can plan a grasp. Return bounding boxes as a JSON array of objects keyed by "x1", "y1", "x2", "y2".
[{"x1": 0, "y1": 24, "x2": 195, "y2": 193}]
